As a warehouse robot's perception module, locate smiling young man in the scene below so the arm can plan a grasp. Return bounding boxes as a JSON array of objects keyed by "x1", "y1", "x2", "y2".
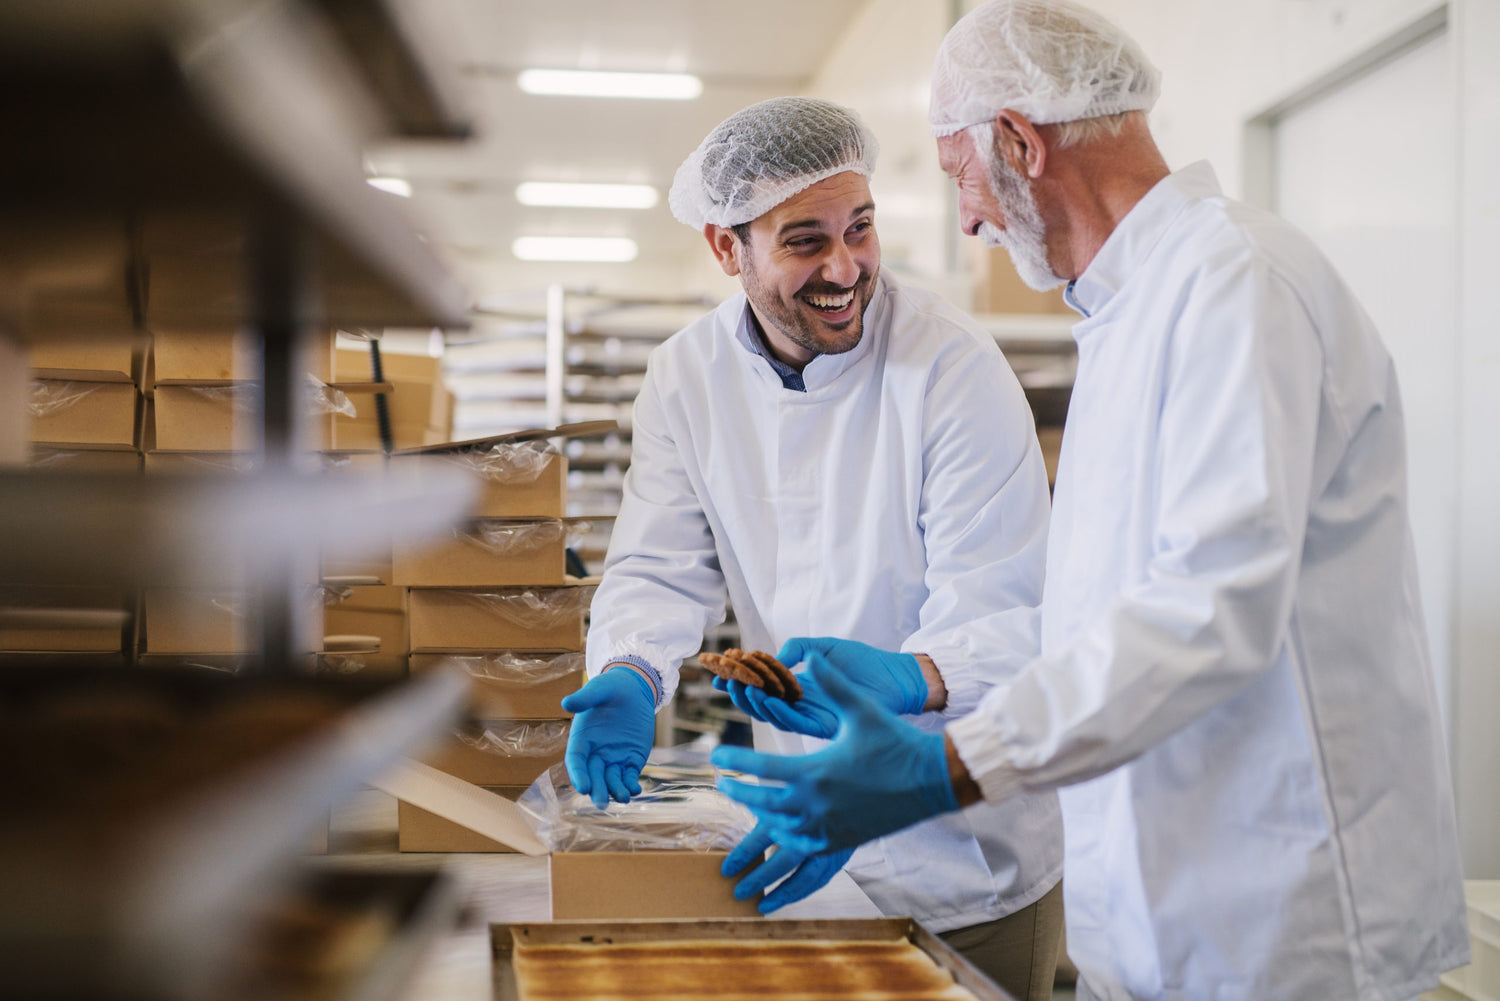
[{"x1": 559, "y1": 97, "x2": 1066, "y2": 999}]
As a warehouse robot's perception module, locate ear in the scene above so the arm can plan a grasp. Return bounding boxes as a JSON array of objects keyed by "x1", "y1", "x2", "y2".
[
  {"x1": 992, "y1": 109, "x2": 1047, "y2": 180},
  {"x1": 704, "y1": 224, "x2": 742, "y2": 277}
]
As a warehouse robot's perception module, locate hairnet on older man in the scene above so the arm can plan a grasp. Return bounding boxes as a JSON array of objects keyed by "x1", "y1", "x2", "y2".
[
  {"x1": 667, "y1": 96, "x2": 879, "y2": 229},
  {"x1": 928, "y1": 0, "x2": 1161, "y2": 136}
]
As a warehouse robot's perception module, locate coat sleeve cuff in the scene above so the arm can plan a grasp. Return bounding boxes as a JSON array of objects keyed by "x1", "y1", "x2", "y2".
[
  {"x1": 945, "y1": 701, "x2": 1029, "y2": 804},
  {"x1": 913, "y1": 646, "x2": 987, "y2": 718},
  {"x1": 603, "y1": 655, "x2": 666, "y2": 708}
]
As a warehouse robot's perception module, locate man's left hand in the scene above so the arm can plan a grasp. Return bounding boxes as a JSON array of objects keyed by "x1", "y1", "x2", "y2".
[{"x1": 711, "y1": 654, "x2": 960, "y2": 855}]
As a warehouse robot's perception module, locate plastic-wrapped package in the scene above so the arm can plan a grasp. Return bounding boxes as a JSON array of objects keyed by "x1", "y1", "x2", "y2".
[
  {"x1": 455, "y1": 719, "x2": 570, "y2": 757},
  {"x1": 27, "y1": 381, "x2": 102, "y2": 418},
  {"x1": 451, "y1": 520, "x2": 566, "y2": 556},
  {"x1": 447, "y1": 440, "x2": 556, "y2": 484},
  {"x1": 517, "y1": 750, "x2": 757, "y2": 853},
  {"x1": 440, "y1": 651, "x2": 584, "y2": 684},
  {"x1": 448, "y1": 587, "x2": 595, "y2": 628}
]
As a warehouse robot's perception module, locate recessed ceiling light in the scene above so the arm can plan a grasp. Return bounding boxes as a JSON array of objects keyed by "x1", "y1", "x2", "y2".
[
  {"x1": 512, "y1": 236, "x2": 639, "y2": 262},
  {"x1": 517, "y1": 68, "x2": 702, "y2": 100},
  {"x1": 515, "y1": 182, "x2": 659, "y2": 210},
  {"x1": 366, "y1": 176, "x2": 412, "y2": 197}
]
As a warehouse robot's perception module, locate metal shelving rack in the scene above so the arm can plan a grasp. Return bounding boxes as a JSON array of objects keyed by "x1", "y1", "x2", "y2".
[{"x1": 0, "y1": 2, "x2": 481, "y2": 995}]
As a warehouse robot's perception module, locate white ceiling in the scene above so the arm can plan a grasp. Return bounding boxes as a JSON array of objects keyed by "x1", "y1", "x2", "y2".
[{"x1": 372, "y1": 0, "x2": 871, "y2": 307}]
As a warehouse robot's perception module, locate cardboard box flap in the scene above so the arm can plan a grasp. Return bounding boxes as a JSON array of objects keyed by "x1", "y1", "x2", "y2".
[
  {"x1": 393, "y1": 420, "x2": 618, "y2": 456},
  {"x1": 372, "y1": 759, "x2": 548, "y2": 855}
]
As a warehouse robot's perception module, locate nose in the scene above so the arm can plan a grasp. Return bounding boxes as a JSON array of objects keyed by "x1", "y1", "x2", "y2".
[{"x1": 822, "y1": 240, "x2": 860, "y2": 287}]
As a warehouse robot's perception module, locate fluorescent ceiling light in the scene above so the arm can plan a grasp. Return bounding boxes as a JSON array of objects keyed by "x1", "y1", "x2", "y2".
[
  {"x1": 517, "y1": 68, "x2": 702, "y2": 100},
  {"x1": 516, "y1": 182, "x2": 659, "y2": 210},
  {"x1": 512, "y1": 236, "x2": 638, "y2": 262},
  {"x1": 366, "y1": 176, "x2": 412, "y2": 197}
]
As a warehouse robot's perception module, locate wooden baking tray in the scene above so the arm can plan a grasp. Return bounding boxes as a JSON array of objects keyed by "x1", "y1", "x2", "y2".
[{"x1": 490, "y1": 917, "x2": 1016, "y2": 1001}]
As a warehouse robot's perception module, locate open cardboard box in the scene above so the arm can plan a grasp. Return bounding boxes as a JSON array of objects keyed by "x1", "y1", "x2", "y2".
[{"x1": 375, "y1": 760, "x2": 760, "y2": 920}]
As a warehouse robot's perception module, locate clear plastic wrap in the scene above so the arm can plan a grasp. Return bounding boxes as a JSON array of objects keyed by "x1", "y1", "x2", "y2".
[
  {"x1": 305, "y1": 374, "x2": 357, "y2": 418},
  {"x1": 450, "y1": 587, "x2": 595, "y2": 627},
  {"x1": 447, "y1": 440, "x2": 557, "y2": 483},
  {"x1": 27, "y1": 381, "x2": 101, "y2": 418},
  {"x1": 452, "y1": 520, "x2": 565, "y2": 556},
  {"x1": 439, "y1": 651, "x2": 584, "y2": 684},
  {"x1": 517, "y1": 749, "x2": 757, "y2": 852},
  {"x1": 455, "y1": 719, "x2": 570, "y2": 757}
]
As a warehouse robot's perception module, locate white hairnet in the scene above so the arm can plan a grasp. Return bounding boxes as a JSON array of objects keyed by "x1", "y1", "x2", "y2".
[
  {"x1": 929, "y1": 0, "x2": 1160, "y2": 136},
  {"x1": 668, "y1": 97, "x2": 879, "y2": 229}
]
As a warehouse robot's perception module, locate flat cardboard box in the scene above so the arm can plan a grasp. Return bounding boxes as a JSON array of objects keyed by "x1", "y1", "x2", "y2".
[
  {"x1": 332, "y1": 418, "x2": 448, "y2": 453},
  {"x1": 0, "y1": 588, "x2": 129, "y2": 652},
  {"x1": 406, "y1": 586, "x2": 590, "y2": 652},
  {"x1": 149, "y1": 326, "x2": 336, "y2": 385},
  {"x1": 410, "y1": 654, "x2": 582, "y2": 718},
  {"x1": 152, "y1": 384, "x2": 257, "y2": 452},
  {"x1": 143, "y1": 451, "x2": 259, "y2": 475},
  {"x1": 397, "y1": 786, "x2": 528, "y2": 852},
  {"x1": 392, "y1": 519, "x2": 568, "y2": 587},
  {"x1": 549, "y1": 852, "x2": 757, "y2": 920},
  {"x1": 323, "y1": 586, "x2": 408, "y2": 673},
  {"x1": 143, "y1": 587, "x2": 251, "y2": 654},
  {"x1": 30, "y1": 447, "x2": 142, "y2": 474},
  {"x1": 425, "y1": 735, "x2": 567, "y2": 787},
  {"x1": 30, "y1": 339, "x2": 144, "y2": 383},
  {"x1": 29, "y1": 380, "x2": 139, "y2": 449},
  {"x1": 152, "y1": 384, "x2": 334, "y2": 452}
]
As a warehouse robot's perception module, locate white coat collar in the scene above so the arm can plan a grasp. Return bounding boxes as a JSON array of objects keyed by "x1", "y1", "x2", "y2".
[
  {"x1": 1067, "y1": 161, "x2": 1221, "y2": 327},
  {"x1": 726, "y1": 270, "x2": 888, "y2": 393}
]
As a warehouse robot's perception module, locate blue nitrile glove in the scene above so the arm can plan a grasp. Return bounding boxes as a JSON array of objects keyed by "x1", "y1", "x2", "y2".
[
  {"x1": 559, "y1": 667, "x2": 656, "y2": 809},
  {"x1": 710, "y1": 637, "x2": 927, "y2": 740},
  {"x1": 722, "y1": 821, "x2": 855, "y2": 914},
  {"x1": 711, "y1": 654, "x2": 958, "y2": 855}
]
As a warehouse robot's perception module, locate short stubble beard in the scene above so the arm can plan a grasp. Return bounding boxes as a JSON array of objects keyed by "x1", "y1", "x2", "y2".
[{"x1": 739, "y1": 247, "x2": 870, "y2": 359}]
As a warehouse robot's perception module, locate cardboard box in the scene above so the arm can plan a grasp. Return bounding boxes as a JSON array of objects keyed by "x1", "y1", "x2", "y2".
[
  {"x1": 30, "y1": 447, "x2": 142, "y2": 474},
  {"x1": 393, "y1": 519, "x2": 568, "y2": 588},
  {"x1": 150, "y1": 327, "x2": 335, "y2": 385},
  {"x1": 30, "y1": 339, "x2": 144, "y2": 383},
  {"x1": 332, "y1": 418, "x2": 448, "y2": 453},
  {"x1": 152, "y1": 384, "x2": 334, "y2": 452},
  {"x1": 152, "y1": 384, "x2": 257, "y2": 452},
  {"x1": 397, "y1": 786, "x2": 528, "y2": 852},
  {"x1": 969, "y1": 239, "x2": 1072, "y2": 315},
  {"x1": 410, "y1": 653, "x2": 582, "y2": 718},
  {"x1": 407, "y1": 586, "x2": 590, "y2": 652},
  {"x1": 143, "y1": 587, "x2": 251, "y2": 654},
  {"x1": 0, "y1": 587, "x2": 129, "y2": 652},
  {"x1": 323, "y1": 585, "x2": 408, "y2": 673},
  {"x1": 424, "y1": 720, "x2": 570, "y2": 786},
  {"x1": 549, "y1": 851, "x2": 757, "y2": 920},
  {"x1": 143, "y1": 451, "x2": 259, "y2": 475},
  {"x1": 29, "y1": 380, "x2": 139, "y2": 449}
]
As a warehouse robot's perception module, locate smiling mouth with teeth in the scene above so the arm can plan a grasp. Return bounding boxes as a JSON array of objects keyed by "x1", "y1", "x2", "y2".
[{"x1": 803, "y1": 288, "x2": 857, "y2": 312}]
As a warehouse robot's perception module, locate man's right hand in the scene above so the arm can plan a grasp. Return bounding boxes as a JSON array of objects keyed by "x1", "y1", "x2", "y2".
[
  {"x1": 712, "y1": 637, "x2": 928, "y2": 739},
  {"x1": 559, "y1": 667, "x2": 657, "y2": 809}
]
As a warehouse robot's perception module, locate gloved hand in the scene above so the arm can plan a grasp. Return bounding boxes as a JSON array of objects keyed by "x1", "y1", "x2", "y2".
[
  {"x1": 722, "y1": 821, "x2": 855, "y2": 914},
  {"x1": 559, "y1": 667, "x2": 656, "y2": 809},
  {"x1": 712, "y1": 654, "x2": 958, "y2": 855},
  {"x1": 711, "y1": 637, "x2": 928, "y2": 740}
]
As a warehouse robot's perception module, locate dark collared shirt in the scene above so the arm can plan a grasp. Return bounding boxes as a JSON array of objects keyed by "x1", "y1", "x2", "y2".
[{"x1": 739, "y1": 306, "x2": 807, "y2": 392}]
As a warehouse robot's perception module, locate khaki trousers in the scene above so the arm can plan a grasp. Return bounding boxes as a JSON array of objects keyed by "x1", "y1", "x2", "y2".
[{"x1": 939, "y1": 881, "x2": 1065, "y2": 1001}]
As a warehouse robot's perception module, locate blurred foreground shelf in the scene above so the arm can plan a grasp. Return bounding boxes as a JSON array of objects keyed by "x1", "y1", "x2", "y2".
[{"x1": 0, "y1": 662, "x2": 469, "y2": 1000}]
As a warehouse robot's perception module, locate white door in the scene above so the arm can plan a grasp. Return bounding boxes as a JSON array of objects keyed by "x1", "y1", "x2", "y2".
[{"x1": 1272, "y1": 29, "x2": 1457, "y2": 732}]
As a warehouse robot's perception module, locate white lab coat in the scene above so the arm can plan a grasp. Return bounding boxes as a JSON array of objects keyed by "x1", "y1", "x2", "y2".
[
  {"x1": 588, "y1": 269, "x2": 1063, "y2": 930},
  {"x1": 947, "y1": 163, "x2": 1469, "y2": 1000}
]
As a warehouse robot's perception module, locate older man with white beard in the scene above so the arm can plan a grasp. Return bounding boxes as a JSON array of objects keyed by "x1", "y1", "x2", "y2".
[{"x1": 712, "y1": 3, "x2": 1471, "y2": 1000}]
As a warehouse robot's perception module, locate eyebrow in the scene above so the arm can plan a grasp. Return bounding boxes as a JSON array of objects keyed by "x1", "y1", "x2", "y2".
[{"x1": 776, "y1": 202, "x2": 876, "y2": 238}]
